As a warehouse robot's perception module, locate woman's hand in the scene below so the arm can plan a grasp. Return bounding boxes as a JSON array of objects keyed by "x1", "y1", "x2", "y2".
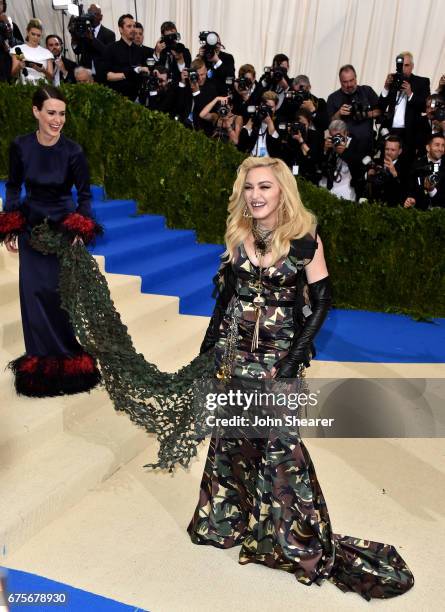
[
  {"x1": 5, "y1": 235, "x2": 18, "y2": 253},
  {"x1": 71, "y1": 235, "x2": 84, "y2": 247}
]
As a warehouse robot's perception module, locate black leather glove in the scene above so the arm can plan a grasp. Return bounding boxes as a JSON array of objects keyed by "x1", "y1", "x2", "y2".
[
  {"x1": 200, "y1": 263, "x2": 236, "y2": 355},
  {"x1": 274, "y1": 275, "x2": 332, "y2": 378}
]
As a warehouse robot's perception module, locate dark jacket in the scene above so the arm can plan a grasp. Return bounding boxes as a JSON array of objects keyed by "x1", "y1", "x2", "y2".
[
  {"x1": 176, "y1": 79, "x2": 220, "y2": 133},
  {"x1": 379, "y1": 73, "x2": 430, "y2": 153},
  {"x1": 71, "y1": 24, "x2": 116, "y2": 82},
  {"x1": 406, "y1": 155, "x2": 445, "y2": 209}
]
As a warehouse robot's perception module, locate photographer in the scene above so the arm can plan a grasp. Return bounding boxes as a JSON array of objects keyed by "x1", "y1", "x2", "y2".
[
  {"x1": 363, "y1": 135, "x2": 408, "y2": 206},
  {"x1": 177, "y1": 57, "x2": 219, "y2": 133},
  {"x1": 46, "y1": 34, "x2": 77, "y2": 85},
  {"x1": 0, "y1": 1, "x2": 22, "y2": 42},
  {"x1": 140, "y1": 64, "x2": 179, "y2": 119},
  {"x1": 259, "y1": 53, "x2": 291, "y2": 112},
  {"x1": 416, "y1": 94, "x2": 445, "y2": 151},
  {"x1": 279, "y1": 108, "x2": 324, "y2": 184},
  {"x1": 231, "y1": 64, "x2": 264, "y2": 120},
  {"x1": 153, "y1": 21, "x2": 191, "y2": 83},
  {"x1": 319, "y1": 119, "x2": 362, "y2": 201},
  {"x1": 70, "y1": 4, "x2": 115, "y2": 83},
  {"x1": 327, "y1": 64, "x2": 380, "y2": 159},
  {"x1": 238, "y1": 90, "x2": 283, "y2": 158},
  {"x1": 103, "y1": 14, "x2": 149, "y2": 101},
  {"x1": 197, "y1": 30, "x2": 235, "y2": 93},
  {"x1": 277, "y1": 74, "x2": 329, "y2": 131},
  {"x1": 404, "y1": 134, "x2": 445, "y2": 210},
  {"x1": 199, "y1": 95, "x2": 243, "y2": 145},
  {"x1": 0, "y1": 14, "x2": 15, "y2": 82},
  {"x1": 10, "y1": 19, "x2": 53, "y2": 84},
  {"x1": 379, "y1": 52, "x2": 430, "y2": 161}
]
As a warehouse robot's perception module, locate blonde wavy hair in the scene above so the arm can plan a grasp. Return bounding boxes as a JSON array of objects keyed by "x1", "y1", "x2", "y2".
[{"x1": 223, "y1": 157, "x2": 317, "y2": 264}]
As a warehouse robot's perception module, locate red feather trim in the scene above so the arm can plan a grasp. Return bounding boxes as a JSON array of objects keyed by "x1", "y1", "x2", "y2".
[
  {"x1": 0, "y1": 210, "x2": 26, "y2": 239},
  {"x1": 61, "y1": 213, "x2": 100, "y2": 244}
]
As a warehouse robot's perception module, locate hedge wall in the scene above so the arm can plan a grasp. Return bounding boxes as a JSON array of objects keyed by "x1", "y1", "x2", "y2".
[{"x1": 0, "y1": 83, "x2": 443, "y2": 319}]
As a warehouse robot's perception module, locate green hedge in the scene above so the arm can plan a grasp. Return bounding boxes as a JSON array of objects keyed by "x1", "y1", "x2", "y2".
[{"x1": 0, "y1": 83, "x2": 443, "y2": 318}]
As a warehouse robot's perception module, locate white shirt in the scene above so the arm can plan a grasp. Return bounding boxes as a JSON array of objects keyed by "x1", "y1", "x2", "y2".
[
  {"x1": 319, "y1": 138, "x2": 356, "y2": 201},
  {"x1": 381, "y1": 87, "x2": 414, "y2": 129},
  {"x1": 11, "y1": 44, "x2": 53, "y2": 85},
  {"x1": 245, "y1": 122, "x2": 279, "y2": 157}
]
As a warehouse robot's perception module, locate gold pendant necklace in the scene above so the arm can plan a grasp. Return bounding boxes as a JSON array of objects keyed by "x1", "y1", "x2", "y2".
[{"x1": 250, "y1": 221, "x2": 274, "y2": 352}]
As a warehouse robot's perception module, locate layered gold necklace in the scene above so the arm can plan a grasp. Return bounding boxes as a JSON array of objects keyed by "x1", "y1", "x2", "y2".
[{"x1": 250, "y1": 221, "x2": 274, "y2": 352}]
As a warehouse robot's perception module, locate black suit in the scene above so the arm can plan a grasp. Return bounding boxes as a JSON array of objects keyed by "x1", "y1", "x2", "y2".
[
  {"x1": 71, "y1": 24, "x2": 116, "y2": 83},
  {"x1": 157, "y1": 46, "x2": 191, "y2": 83},
  {"x1": 207, "y1": 50, "x2": 235, "y2": 93},
  {"x1": 103, "y1": 39, "x2": 146, "y2": 100},
  {"x1": 231, "y1": 82, "x2": 265, "y2": 120},
  {"x1": 415, "y1": 115, "x2": 441, "y2": 153},
  {"x1": 379, "y1": 73, "x2": 430, "y2": 157},
  {"x1": 134, "y1": 44, "x2": 154, "y2": 65},
  {"x1": 176, "y1": 79, "x2": 220, "y2": 134},
  {"x1": 54, "y1": 56, "x2": 77, "y2": 85},
  {"x1": 363, "y1": 155, "x2": 410, "y2": 206},
  {"x1": 238, "y1": 125, "x2": 284, "y2": 158},
  {"x1": 406, "y1": 155, "x2": 445, "y2": 209}
]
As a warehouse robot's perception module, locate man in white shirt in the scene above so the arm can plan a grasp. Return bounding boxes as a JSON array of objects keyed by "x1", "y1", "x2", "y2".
[{"x1": 379, "y1": 52, "x2": 430, "y2": 161}]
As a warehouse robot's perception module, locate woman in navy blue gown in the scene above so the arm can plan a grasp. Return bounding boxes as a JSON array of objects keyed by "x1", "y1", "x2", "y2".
[{"x1": 0, "y1": 85, "x2": 102, "y2": 397}]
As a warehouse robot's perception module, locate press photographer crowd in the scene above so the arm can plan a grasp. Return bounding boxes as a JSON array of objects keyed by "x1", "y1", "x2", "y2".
[{"x1": 1, "y1": 2, "x2": 444, "y2": 209}]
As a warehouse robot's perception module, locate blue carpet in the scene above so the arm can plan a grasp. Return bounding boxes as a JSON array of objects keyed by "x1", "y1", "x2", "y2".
[
  {"x1": 1, "y1": 567, "x2": 147, "y2": 611},
  {"x1": 1, "y1": 182, "x2": 443, "y2": 363}
]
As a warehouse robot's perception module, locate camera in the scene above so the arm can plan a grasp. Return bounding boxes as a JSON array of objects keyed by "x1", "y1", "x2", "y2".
[
  {"x1": 285, "y1": 87, "x2": 310, "y2": 108},
  {"x1": 68, "y1": 12, "x2": 95, "y2": 38},
  {"x1": 188, "y1": 69, "x2": 199, "y2": 84},
  {"x1": 414, "y1": 160, "x2": 442, "y2": 187},
  {"x1": 199, "y1": 30, "x2": 219, "y2": 58},
  {"x1": 236, "y1": 76, "x2": 252, "y2": 91},
  {"x1": 362, "y1": 156, "x2": 389, "y2": 186},
  {"x1": 0, "y1": 20, "x2": 11, "y2": 44},
  {"x1": 225, "y1": 76, "x2": 235, "y2": 94},
  {"x1": 391, "y1": 55, "x2": 405, "y2": 91},
  {"x1": 425, "y1": 161, "x2": 441, "y2": 187},
  {"x1": 349, "y1": 98, "x2": 370, "y2": 121},
  {"x1": 331, "y1": 133, "x2": 346, "y2": 147},
  {"x1": 247, "y1": 102, "x2": 273, "y2": 125},
  {"x1": 431, "y1": 98, "x2": 445, "y2": 122},
  {"x1": 216, "y1": 103, "x2": 231, "y2": 117},
  {"x1": 262, "y1": 65, "x2": 287, "y2": 87},
  {"x1": 278, "y1": 121, "x2": 307, "y2": 140},
  {"x1": 138, "y1": 59, "x2": 162, "y2": 105},
  {"x1": 161, "y1": 31, "x2": 180, "y2": 51}
]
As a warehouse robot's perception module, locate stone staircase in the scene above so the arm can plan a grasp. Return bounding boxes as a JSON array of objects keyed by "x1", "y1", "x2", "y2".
[{"x1": 0, "y1": 246, "x2": 208, "y2": 560}]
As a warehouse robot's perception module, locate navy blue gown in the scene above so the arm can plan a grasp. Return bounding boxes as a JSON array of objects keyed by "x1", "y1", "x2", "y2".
[{"x1": 0, "y1": 132, "x2": 101, "y2": 397}]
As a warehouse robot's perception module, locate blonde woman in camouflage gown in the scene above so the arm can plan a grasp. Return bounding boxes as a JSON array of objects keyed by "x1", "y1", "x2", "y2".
[{"x1": 187, "y1": 157, "x2": 414, "y2": 601}]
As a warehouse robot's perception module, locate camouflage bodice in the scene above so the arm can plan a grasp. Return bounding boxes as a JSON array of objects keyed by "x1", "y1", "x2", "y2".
[{"x1": 215, "y1": 242, "x2": 305, "y2": 379}]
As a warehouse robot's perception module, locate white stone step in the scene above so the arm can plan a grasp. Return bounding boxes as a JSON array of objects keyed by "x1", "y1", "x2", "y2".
[{"x1": 0, "y1": 400, "x2": 151, "y2": 556}]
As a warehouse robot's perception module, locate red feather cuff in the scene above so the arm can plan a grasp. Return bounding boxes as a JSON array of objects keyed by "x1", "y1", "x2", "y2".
[
  {"x1": 0, "y1": 210, "x2": 26, "y2": 243},
  {"x1": 60, "y1": 212, "x2": 103, "y2": 245}
]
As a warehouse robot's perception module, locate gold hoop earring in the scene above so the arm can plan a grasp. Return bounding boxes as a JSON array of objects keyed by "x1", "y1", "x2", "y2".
[{"x1": 243, "y1": 206, "x2": 252, "y2": 218}]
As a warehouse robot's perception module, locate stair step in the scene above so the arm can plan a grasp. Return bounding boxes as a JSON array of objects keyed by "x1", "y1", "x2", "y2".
[
  {"x1": 91, "y1": 199, "x2": 136, "y2": 221},
  {"x1": 106, "y1": 243, "x2": 222, "y2": 287},
  {"x1": 0, "y1": 379, "x2": 110, "y2": 463},
  {"x1": 0, "y1": 410, "x2": 149, "y2": 556},
  {"x1": 92, "y1": 229, "x2": 197, "y2": 268},
  {"x1": 0, "y1": 270, "x2": 19, "y2": 306},
  {"x1": 94, "y1": 214, "x2": 165, "y2": 245},
  {"x1": 149, "y1": 262, "x2": 217, "y2": 301}
]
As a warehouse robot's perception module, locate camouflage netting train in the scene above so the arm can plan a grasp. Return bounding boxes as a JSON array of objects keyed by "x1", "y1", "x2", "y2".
[{"x1": 30, "y1": 220, "x2": 215, "y2": 471}]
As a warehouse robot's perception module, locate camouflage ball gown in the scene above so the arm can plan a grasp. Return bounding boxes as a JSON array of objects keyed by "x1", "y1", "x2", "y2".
[{"x1": 187, "y1": 234, "x2": 414, "y2": 601}]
